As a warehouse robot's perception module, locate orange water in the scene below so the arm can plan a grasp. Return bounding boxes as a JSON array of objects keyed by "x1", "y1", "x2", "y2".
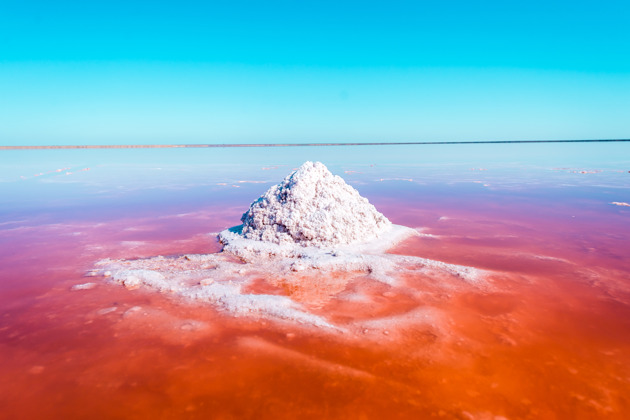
[{"x1": 1, "y1": 192, "x2": 629, "y2": 419}]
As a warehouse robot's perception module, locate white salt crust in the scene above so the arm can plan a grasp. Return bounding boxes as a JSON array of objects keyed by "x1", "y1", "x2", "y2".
[
  {"x1": 95, "y1": 248, "x2": 485, "y2": 332},
  {"x1": 95, "y1": 162, "x2": 488, "y2": 333}
]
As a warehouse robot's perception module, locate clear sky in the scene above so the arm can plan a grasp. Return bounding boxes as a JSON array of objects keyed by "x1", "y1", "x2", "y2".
[{"x1": 1, "y1": 0, "x2": 629, "y2": 146}]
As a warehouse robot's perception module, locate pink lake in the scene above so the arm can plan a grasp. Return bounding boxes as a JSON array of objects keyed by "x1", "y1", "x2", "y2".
[{"x1": 1, "y1": 145, "x2": 629, "y2": 419}]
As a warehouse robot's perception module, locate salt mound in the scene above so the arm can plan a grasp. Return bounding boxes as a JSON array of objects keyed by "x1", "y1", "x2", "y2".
[
  {"x1": 238, "y1": 161, "x2": 391, "y2": 247},
  {"x1": 93, "y1": 161, "x2": 490, "y2": 331}
]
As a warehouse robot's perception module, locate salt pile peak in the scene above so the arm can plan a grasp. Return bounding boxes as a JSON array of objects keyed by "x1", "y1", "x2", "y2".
[{"x1": 239, "y1": 161, "x2": 392, "y2": 247}]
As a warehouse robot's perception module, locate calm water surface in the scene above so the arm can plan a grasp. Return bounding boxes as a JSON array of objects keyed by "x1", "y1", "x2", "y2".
[{"x1": 1, "y1": 145, "x2": 629, "y2": 419}]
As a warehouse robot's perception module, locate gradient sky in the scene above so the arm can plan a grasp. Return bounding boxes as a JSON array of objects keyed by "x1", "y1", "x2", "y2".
[{"x1": 1, "y1": 0, "x2": 629, "y2": 146}]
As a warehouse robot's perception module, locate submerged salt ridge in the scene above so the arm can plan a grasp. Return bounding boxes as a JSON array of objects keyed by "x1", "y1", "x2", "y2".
[{"x1": 95, "y1": 161, "x2": 487, "y2": 331}]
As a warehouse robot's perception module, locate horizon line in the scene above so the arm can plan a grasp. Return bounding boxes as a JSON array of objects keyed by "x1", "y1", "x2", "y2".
[{"x1": 1, "y1": 139, "x2": 630, "y2": 150}]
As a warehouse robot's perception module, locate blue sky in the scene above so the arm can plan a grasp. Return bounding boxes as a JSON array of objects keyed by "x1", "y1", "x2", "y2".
[{"x1": 1, "y1": 0, "x2": 629, "y2": 145}]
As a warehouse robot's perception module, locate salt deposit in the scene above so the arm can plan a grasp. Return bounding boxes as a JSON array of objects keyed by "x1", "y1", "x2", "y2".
[
  {"x1": 238, "y1": 161, "x2": 391, "y2": 246},
  {"x1": 95, "y1": 250, "x2": 485, "y2": 332},
  {"x1": 70, "y1": 282, "x2": 97, "y2": 291},
  {"x1": 95, "y1": 161, "x2": 489, "y2": 333},
  {"x1": 219, "y1": 161, "x2": 413, "y2": 261}
]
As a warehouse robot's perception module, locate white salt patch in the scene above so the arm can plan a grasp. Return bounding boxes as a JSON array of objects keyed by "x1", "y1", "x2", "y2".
[
  {"x1": 112, "y1": 269, "x2": 169, "y2": 291},
  {"x1": 121, "y1": 241, "x2": 145, "y2": 247},
  {"x1": 122, "y1": 306, "x2": 143, "y2": 318},
  {"x1": 98, "y1": 259, "x2": 339, "y2": 330},
  {"x1": 122, "y1": 275, "x2": 141, "y2": 290},
  {"x1": 71, "y1": 282, "x2": 97, "y2": 291},
  {"x1": 393, "y1": 255, "x2": 487, "y2": 286},
  {"x1": 528, "y1": 254, "x2": 572, "y2": 263},
  {"x1": 377, "y1": 178, "x2": 413, "y2": 182},
  {"x1": 416, "y1": 227, "x2": 440, "y2": 238},
  {"x1": 96, "y1": 307, "x2": 118, "y2": 315}
]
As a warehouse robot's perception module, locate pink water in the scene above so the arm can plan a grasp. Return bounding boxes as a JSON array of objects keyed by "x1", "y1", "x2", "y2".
[{"x1": 1, "y1": 169, "x2": 630, "y2": 419}]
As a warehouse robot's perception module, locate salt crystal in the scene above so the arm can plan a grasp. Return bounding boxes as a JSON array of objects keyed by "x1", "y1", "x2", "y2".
[
  {"x1": 71, "y1": 282, "x2": 96, "y2": 291},
  {"x1": 123, "y1": 275, "x2": 141, "y2": 290}
]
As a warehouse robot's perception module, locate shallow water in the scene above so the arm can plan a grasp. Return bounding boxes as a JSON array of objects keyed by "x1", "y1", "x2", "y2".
[{"x1": 1, "y1": 145, "x2": 629, "y2": 419}]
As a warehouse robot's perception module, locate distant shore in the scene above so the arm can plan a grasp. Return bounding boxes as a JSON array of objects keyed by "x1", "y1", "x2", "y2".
[{"x1": 1, "y1": 139, "x2": 629, "y2": 150}]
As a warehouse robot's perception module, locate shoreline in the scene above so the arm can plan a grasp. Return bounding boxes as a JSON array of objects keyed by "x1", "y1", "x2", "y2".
[{"x1": 2, "y1": 138, "x2": 630, "y2": 150}]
